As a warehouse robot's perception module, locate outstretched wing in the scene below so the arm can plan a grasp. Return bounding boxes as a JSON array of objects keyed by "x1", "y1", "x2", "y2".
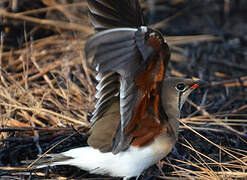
[
  {"x1": 87, "y1": 0, "x2": 145, "y2": 31},
  {"x1": 85, "y1": 27, "x2": 170, "y2": 154}
]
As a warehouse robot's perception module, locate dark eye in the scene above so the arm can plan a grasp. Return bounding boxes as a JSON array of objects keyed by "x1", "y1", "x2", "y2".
[{"x1": 176, "y1": 83, "x2": 185, "y2": 91}]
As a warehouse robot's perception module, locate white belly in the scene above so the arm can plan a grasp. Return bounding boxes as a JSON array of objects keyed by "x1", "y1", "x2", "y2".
[{"x1": 53, "y1": 134, "x2": 175, "y2": 178}]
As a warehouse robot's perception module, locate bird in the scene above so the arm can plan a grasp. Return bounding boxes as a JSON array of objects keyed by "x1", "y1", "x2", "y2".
[{"x1": 26, "y1": 0, "x2": 202, "y2": 179}]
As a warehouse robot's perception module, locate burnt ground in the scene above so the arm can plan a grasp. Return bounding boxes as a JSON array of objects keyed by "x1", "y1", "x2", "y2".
[{"x1": 0, "y1": 0, "x2": 247, "y2": 179}]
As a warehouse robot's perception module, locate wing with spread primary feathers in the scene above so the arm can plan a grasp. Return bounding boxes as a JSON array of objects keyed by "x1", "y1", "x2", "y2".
[
  {"x1": 85, "y1": 0, "x2": 170, "y2": 154},
  {"x1": 85, "y1": 27, "x2": 170, "y2": 154}
]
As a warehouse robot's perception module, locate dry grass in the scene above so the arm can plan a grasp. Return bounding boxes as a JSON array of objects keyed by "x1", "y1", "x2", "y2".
[{"x1": 0, "y1": 0, "x2": 247, "y2": 179}]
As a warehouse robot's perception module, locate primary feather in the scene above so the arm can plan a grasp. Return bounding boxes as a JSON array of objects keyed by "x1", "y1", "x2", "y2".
[{"x1": 87, "y1": 0, "x2": 145, "y2": 31}]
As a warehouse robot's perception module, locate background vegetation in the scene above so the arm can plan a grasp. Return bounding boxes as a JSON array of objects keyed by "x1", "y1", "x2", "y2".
[{"x1": 0, "y1": 0, "x2": 247, "y2": 179}]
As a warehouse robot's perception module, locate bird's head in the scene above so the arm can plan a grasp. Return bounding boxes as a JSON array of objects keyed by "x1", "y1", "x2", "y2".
[{"x1": 161, "y1": 77, "x2": 202, "y2": 120}]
